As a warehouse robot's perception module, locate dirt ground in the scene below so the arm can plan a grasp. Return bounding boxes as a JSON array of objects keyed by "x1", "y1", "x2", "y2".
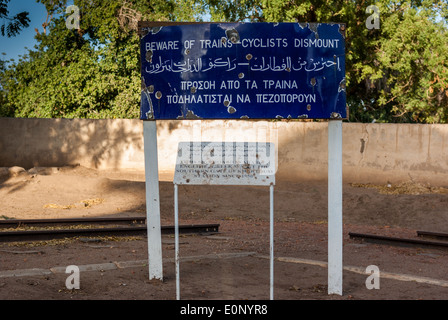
[{"x1": 1, "y1": 165, "x2": 448, "y2": 304}]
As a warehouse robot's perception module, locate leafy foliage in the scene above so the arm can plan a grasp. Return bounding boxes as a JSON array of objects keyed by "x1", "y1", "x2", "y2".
[
  {"x1": 206, "y1": 0, "x2": 448, "y2": 123},
  {"x1": 1, "y1": 0, "x2": 448, "y2": 122},
  {"x1": 0, "y1": 0, "x2": 204, "y2": 119}
]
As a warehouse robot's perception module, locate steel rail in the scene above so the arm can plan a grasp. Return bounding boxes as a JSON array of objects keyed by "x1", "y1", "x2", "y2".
[
  {"x1": 348, "y1": 232, "x2": 448, "y2": 250},
  {"x1": 0, "y1": 223, "x2": 220, "y2": 243},
  {"x1": 416, "y1": 230, "x2": 448, "y2": 241},
  {"x1": 0, "y1": 216, "x2": 147, "y2": 229}
]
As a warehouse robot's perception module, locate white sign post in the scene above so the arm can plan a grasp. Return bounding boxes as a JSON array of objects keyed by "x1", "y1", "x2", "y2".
[
  {"x1": 143, "y1": 121, "x2": 163, "y2": 281},
  {"x1": 143, "y1": 124, "x2": 343, "y2": 296},
  {"x1": 327, "y1": 120, "x2": 343, "y2": 295},
  {"x1": 173, "y1": 141, "x2": 276, "y2": 300}
]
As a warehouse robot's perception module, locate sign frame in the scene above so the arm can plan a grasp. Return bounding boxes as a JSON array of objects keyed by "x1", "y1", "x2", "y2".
[
  {"x1": 139, "y1": 21, "x2": 344, "y2": 296},
  {"x1": 139, "y1": 21, "x2": 347, "y2": 121}
]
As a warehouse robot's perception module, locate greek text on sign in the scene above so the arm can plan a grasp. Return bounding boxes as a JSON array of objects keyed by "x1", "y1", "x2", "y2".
[
  {"x1": 140, "y1": 22, "x2": 346, "y2": 120},
  {"x1": 173, "y1": 142, "x2": 276, "y2": 186}
]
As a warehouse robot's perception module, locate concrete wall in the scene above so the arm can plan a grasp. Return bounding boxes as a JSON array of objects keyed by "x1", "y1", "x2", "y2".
[
  {"x1": 0, "y1": 118, "x2": 145, "y2": 172},
  {"x1": 1, "y1": 118, "x2": 447, "y2": 185}
]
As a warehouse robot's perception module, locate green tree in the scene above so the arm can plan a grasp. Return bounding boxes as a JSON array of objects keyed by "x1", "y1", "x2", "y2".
[
  {"x1": 0, "y1": 57, "x2": 10, "y2": 117},
  {"x1": 206, "y1": 0, "x2": 448, "y2": 123},
  {"x1": 373, "y1": 2, "x2": 448, "y2": 123},
  {"x1": 1, "y1": 0, "x2": 205, "y2": 119},
  {"x1": 2, "y1": 0, "x2": 448, "y2": 123},
  {"x1": 0, "y1": 0, "x2": 31, "y2": 116}
]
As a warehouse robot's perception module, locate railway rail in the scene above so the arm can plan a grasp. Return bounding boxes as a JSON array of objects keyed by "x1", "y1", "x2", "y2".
[
  {"x1": 416, "y1": 230, "x2": 448, "y2": 241},
  {"x1": 349, "y1": 230, "x2": 448, "y2": 250},
  {"x1": 0, "y1": 216, "x2": 220, "y2": 243},
  {"x1": 0, "y1": 216, "x2": 146, "y2": 229}
]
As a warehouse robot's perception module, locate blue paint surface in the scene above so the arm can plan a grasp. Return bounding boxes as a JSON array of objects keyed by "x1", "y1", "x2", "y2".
[{"x1": 140, "y1": 22, "x2": 346, "y2": 120}]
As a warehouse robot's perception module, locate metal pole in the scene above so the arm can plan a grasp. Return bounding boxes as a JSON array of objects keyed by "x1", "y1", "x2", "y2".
[
  {"x1": 174, "y1": 183, "x2": 180, "y2": 300},
  {"x1": 327, "y1": 120, "x2": 343, "y2": 295},
  {"x1": 270, "y1": 184, "x2": 274, "y2": 300},
  {"x1": 143, "y1": 120, "x2": 163, "y2": 281}
]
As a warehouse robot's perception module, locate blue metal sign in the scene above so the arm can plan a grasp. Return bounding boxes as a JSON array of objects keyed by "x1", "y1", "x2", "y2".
[{"x1": 140, "y1": 22, "x2": 346, "y2": 120}]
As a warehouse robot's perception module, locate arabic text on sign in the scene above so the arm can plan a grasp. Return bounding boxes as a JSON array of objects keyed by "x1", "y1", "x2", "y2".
[{"x1": 145, "y1": 56, "x2": 340, "y2": 74}]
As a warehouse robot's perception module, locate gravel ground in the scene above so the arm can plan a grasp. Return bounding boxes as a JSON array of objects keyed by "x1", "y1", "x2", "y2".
[{"x1": 1, "y1": 166, "x2": 448, "y2": 308}]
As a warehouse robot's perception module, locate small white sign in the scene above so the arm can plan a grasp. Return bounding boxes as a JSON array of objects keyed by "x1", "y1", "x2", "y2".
[{"x1": 173, "y1": 141, "x2": 276, "y2": 186}]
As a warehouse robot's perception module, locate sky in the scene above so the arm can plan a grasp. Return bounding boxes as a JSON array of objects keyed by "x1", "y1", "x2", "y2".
[{"x1": 1, "y1": 0, "x2": 48, "y2": 62}]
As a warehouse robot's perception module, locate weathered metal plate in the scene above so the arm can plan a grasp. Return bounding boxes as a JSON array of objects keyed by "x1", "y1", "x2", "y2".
[
  {"x1": 140, "y1": 22, "x2": 346, "y2": 120},
  {"x1": 173, "y1": 142, "x2": 276, "y2": 186}
]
